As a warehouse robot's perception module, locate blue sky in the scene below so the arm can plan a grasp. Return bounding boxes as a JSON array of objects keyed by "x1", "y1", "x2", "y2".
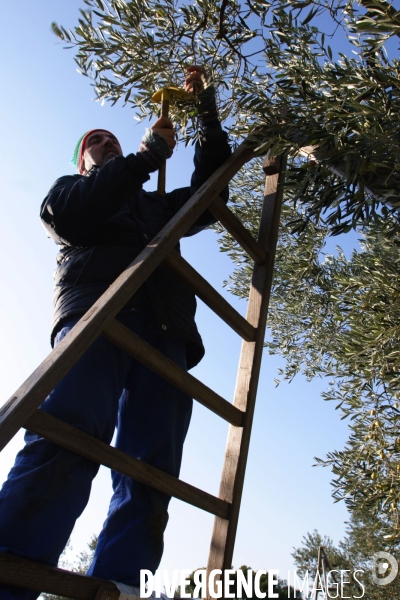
[{"x1": 0, "y1": 0, "x2": 355, "y2": 589}]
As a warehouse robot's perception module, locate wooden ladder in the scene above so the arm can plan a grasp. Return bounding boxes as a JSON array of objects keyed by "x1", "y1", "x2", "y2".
[
  {"x1": 313, "y1": 546, "x2": 339, "y2": 600},
  {"x1": 0, "y1": 140, "x2": 286, "y2": 600}
]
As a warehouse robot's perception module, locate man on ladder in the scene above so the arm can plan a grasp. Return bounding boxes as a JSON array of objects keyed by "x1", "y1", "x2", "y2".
[{"x1": 0, "y1": 66, "x2": 231, "y2": 600}]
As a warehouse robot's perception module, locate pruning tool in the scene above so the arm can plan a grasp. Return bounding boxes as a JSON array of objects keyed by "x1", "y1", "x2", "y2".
[{"x1": 151, "y1": 85, "x2": 194, "y2": 195}]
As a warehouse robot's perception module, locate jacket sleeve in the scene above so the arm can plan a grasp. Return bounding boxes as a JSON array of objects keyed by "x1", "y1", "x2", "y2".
[
  {"x1": 166, "y1": 127, "x2": 232, "y2": 236},
  {"x1": 40, "y1": 154, "x2": 150, "y2": 246}
]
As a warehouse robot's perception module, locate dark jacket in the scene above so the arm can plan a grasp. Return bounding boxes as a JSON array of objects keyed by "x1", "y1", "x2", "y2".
[{"x1": 40, "y1": 128, "x2": 231, "y2": 369}]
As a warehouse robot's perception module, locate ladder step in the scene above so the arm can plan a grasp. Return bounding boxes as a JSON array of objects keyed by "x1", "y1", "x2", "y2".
[
  {"x1": 0, "y1": 551, "x2": 119, "y2": 599},
  {"x1": 210, "y1": 196, "x2": 267, "y2": 265},
  {"x1": 102, "y1": 319, "x2": 244, "y2": 427},
  {"x1": 25, "y1": 410, "x2": 231, "y2": 520},
  {"x1": 164, "y1": 250, "x2": 256, "y2": 342}
]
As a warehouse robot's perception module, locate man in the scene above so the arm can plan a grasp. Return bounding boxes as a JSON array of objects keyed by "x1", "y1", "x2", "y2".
[{"x1": 0, "y1": 66, "x2": 231, "y2": 599}]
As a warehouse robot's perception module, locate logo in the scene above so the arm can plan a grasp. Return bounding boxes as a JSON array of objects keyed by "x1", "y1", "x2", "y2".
[{"x1": 372, "y1": 551, "x2": 398, "y2": 586}]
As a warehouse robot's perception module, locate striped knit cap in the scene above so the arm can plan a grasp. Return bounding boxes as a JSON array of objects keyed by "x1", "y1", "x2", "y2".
[{"x1": 72, "y1": 129, "x2": 115, "y2": 174}]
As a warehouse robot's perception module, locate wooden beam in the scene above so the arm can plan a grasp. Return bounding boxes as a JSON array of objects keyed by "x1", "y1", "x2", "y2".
[
  {"x1": 0, "y1": 551, "x2": 119, "y2": 600},
  {"x1": 163, "y1": 250, "x2": 256, "y2": 342},
  {"x1": 299, "y1": 144, "x2": 400, "y2": 206},
  {"x1": 254, "y1": 124, "x2": 400, "y2": 206},
  {"x1": 206, "y1": 155, "x2": 287, "y2": 597},
  {"x1": 103, "y1": 319, "x2": 244, "y2": 427},
  {"x1": 25, "y1": 410, "x2": 230, "y2": 520},
  {"x1": 209, "y1": 196, "x2": 267, "y2": 265},
  {"x1": 0, "y1": 141, "x2": 254, "y2": 453}
]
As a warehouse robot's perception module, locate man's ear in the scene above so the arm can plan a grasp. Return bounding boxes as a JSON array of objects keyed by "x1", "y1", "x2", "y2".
[{"x1": 80, "y1": 158, "x2": 86, "y2": 175}]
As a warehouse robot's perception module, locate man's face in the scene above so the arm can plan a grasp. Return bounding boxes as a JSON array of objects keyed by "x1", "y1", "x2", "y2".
[{"x1": 81, "y1": 130, "x2": 123, "y2": 173}]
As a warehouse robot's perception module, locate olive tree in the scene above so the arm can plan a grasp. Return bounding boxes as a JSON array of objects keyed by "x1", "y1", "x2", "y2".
[
  {"x1": 52, "y1": 0, "x2": 400, "y2": 534},
  {"x1": 292, "y1": 508, "x2": 400, "y2": 599}
]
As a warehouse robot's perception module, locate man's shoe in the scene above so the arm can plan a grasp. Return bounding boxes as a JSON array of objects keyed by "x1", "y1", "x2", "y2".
[
  {"x1": 113, "y1": 582, "x2": 174, "y2": 600},
  {"x1": 112, "y1": 581, "x2": 141, "y2": 599}
]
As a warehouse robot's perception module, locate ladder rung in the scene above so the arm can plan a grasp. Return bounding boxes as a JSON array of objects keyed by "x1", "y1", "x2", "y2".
[
  {"x1": 0, "y1": 551, "x2": 119, "y2": 600},
  {"x1": 102, "y1": 319, "x2": 245, "y2": 427},
  {"x1": 164, "y1": 250, "x2": 256, "y2": 342},
  {"x1": 25, "y1": 410, "x2": 231, "y2": 520},
  {"x1": 210, "y1": 196, "x2": 267, "y2": 265}
]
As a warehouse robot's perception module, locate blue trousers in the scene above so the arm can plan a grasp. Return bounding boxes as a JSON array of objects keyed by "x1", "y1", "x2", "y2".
[{"x1": 0, "y1": 308, "x2": 192, "y2": 599}]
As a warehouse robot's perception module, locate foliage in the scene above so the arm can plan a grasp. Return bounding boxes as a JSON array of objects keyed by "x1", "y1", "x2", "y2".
[
  {"x1": 52, "y1": 0, "x2": 400, "y2": 235},
  {"x1": 292, "y1": 510, "x2": 400, "y2": 599},
  {"x1": 41, "y1": 536, "x2": 98, "y2": 600}
]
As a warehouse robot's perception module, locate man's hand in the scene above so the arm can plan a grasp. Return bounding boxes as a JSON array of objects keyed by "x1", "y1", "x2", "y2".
[
  {"x1": 137, "y1": 118, "x2": 175, "y2": 173},
  {"x1": 151, "y1": 116, "x2": 176, "y2": 152},
  {"x1": 185, "y1": 66, "x2": 220, "y2": 130},
  {"x1": 185, "y1": 65, "x2": 207, "y2": 95}
]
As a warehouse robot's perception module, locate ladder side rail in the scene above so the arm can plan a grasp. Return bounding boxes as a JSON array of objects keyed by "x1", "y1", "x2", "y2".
[
  {"x1": 0, "y1": 551, "x2": 120, "y2": 600},
  {"x1": 163, "y1": 250, "x2": 256, "y2": 342},
  {"x1": 24, "y1": 410, "x2": 230, "y2": 519},
  {"x1": 299, "y1": 145, "x2": 399, "y2": 207},
  {"x1": 320, "y1": 546, "x2": 337, "y2": 579},
  {"x1": 209, "y1": 196, "x2": 267, "y2": 265},
  {"x1": 314, "y1": 546, "x2": 323, "y2": 600},
  {"x1": 205, "y1": 155, "x2": 287, "y2": 598},
  {"x1": 102, "y1": 320, "x2": 244, "y2": 426},
  {"x1": 0, "y1": 141, "x2": 254, "y2": 453},
  {"x1": 320, "y1": 546, "x2": 340, "y2": 596},
  {"x1": 322, "y1": 554, "x2": 328, "y2": 599}
]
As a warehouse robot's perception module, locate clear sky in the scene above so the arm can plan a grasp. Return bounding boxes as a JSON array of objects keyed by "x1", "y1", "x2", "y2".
[{"x1": 0, "y1": 0, "x2": 354, "y2": 591}]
